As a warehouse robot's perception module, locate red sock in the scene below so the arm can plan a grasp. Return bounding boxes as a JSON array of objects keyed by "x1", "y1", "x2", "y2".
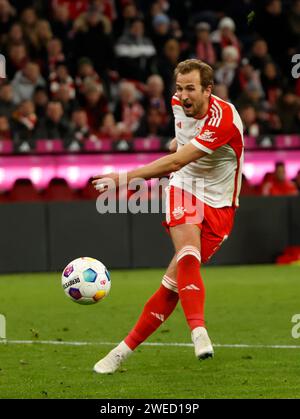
[
  {"x1": 177, "y1": 246, "x2": 206, "y2": 330},
  {"x1": 124, "y1": 283, "x2": 179, "y2": 350}
]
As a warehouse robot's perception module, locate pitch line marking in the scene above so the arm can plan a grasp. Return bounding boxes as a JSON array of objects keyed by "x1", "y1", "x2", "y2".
[{"x1": 0, "y1": 340, "x2": 300, "y2": 349}]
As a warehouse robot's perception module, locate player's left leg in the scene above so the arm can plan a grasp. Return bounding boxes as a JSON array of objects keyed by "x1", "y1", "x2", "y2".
[{"x1": 93, "y1": 256, "x2": 179, "y2": 374}]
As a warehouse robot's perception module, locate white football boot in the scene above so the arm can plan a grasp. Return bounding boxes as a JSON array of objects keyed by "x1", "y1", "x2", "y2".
[
  {"x1": 191, "y1": 327, "x2": 214, "y2": 360},
  {"x1": 93, "y1": 341, "x2": 132, "y2": 374}
]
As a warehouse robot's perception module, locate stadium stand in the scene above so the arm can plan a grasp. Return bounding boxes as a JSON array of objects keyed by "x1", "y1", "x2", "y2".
[{"x1": 0, "y1": 0, "x2": 299, "y2": 196}]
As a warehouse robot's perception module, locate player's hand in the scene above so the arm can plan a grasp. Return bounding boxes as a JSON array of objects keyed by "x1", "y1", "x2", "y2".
[{"x1": 92, "y1": 172, "x2": 126, "y2": 193}]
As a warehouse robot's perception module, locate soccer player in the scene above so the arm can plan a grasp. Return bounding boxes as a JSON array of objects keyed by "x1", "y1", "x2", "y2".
[{"x1": 92, "y1": 59, "x2": 244, "y2": 374}]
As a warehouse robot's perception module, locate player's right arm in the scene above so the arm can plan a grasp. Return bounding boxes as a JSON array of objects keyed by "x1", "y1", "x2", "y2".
[{"x1": 92, "y1": 142, "x2": 207, "y2": 191}]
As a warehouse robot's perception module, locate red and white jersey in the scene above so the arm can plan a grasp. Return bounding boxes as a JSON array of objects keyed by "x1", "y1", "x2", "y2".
[{"x1": 170, "y1": 94, "x2": 244, "y2": 208}]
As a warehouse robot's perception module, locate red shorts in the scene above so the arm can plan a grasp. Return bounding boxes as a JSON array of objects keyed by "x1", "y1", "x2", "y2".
[{"x1": 164, "y1": 186, "x2": 236, "y2": 263}]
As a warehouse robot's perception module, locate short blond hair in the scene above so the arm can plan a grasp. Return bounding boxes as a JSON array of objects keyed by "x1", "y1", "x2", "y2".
[{"x1": 174, "y1": 59, "x2": 214, "y2": 89}]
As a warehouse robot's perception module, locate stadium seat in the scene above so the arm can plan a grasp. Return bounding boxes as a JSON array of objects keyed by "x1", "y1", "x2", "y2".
[
  {"x1": 275, "y1": 135, "x2": 300, "y2": 149},
  {"x1": 240, "y1": 175, "x2": 257, "y2": 196},
  {"x1": 42, "y1": 177, "x2": 79, "y2": 201},
  {"x1": 80, "y1": 178, "x2": 100, "y2": 200},
  {"x1": 133, "y1": 137, "x2": 162, "y2": 152},
  {"x1": 84, "y1": 139, "x2": 113, "y2": 152},
  {"x1": 0, "y1": 190, "x2": 10, "y2": 203},
  {"x1": 35, "y1": 139, "x2": 64, "y2": 154},
  {"x1": 9, "y1": 178, "x2": 41, "y2": 202},
  {"x1": 243, "y1": 136, "x2": 257, "y2": 150},
  {"x1": 0, "y1": 140, "x2": 13, "y2": 154}
]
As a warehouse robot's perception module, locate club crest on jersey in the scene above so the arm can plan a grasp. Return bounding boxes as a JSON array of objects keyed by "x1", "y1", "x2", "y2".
[
  {"x1": 176, "y1": 121, "x2": 182, "y2": 129},
  {"x1": 198, "y1": 129, "x2": 217, "y2": 142},
  {"x1": 172, "y1": 206, "x2": 186, "y2": 220}
]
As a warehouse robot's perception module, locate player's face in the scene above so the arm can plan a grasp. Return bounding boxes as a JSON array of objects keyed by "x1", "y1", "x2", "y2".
[{"x1": 175, "y1": 70, "x2": 211, "y2": 118}]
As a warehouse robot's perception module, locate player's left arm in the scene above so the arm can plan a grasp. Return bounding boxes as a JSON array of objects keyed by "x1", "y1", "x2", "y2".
[{"x1": 93, "y1": 142, "x2": 207, "y2": 190}]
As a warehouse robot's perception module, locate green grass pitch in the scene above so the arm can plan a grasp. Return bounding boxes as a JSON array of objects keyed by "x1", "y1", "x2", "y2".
[{"x1": 0, "y1": 265, "x2": 300, "y2": 399}]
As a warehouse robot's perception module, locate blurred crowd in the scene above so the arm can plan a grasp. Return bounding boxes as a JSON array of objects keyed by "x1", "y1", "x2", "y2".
[
  {"x1": 241, "y1": 161, "x2": 300, "y2": 196},
  {"x1": 0, "y1": 0, "x2": 300, "y2": 195}
]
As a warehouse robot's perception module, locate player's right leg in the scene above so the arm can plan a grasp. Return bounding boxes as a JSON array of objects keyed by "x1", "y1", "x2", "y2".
[
  {"x1": 169, "y1": 223, "x2": 214, "y2": 360},
  {"x1": 93, "y1": 256, "x2": 178, "y2": 374}
]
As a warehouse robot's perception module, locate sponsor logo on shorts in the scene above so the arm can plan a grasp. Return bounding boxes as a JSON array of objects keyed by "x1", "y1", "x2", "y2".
[{"x1": 172, "y1": 206, "x2": 186, "y2": 220}]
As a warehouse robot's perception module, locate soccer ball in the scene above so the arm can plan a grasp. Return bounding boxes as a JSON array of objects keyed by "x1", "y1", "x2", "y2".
[{"x1": 61, "y1": 257, "x2": 111, "y2": 305}]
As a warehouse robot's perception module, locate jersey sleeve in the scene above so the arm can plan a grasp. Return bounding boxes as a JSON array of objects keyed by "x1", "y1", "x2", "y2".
[
  {"x1": 171, "y1": 94, "x2": 181, "y2": 116},
  {"x1": 191, "y1": 105, "x2": 234, "y2": 154}
]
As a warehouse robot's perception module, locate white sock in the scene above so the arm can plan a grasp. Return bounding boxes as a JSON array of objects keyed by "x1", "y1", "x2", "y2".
[
  {"x1": 114, "y1": 340, "x2": 133, "y2": 357},
  {"x1": 192, "y1": 326, "x2": 206, "y2": 338}
]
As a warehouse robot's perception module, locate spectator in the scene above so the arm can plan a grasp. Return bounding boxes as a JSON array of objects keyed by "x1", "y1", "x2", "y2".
[
  {"x1": 0, "y1": 82, "x2": 15, "y2": 117},
  {"x1": 68, "y1": 108, "x2": 97, "y2": 150},
  {"x1": 32, "y1": 86, "x2": 49, "y2": 118},
  {"x1": 248, "y1": 38, "x2": 272, "y2": 73},
  {"x1": 254, "y1": 0, "x2": 294, "y2": 72},
  {"x1": 75, "y1": 57, "x2": 102, "y2": 96},
  {"x1": 81, "y1": 81, "x2": 109, "y2": 131},
  {"x1": 19, "y1": 7, "x2": 39, "y2": 52},
  {"x1": 288, "y1": 0, "x2": 300, "y2": 43},
  {"x1": 55, "y1": 84, "x2": 78, "y2": 118},
  {"x1": 73, "y1": 3, "x2": 112, "y2": 35},
  {"x1": 256, "y1": 102, "x2": 282, "y2": 135},
  {"x1": 2, "y1": 22, "x2": 26, "y2": 52},
  {"x1": 72, "y1": 5, "x2": 115, "y2": 85},
  {"x1": 98, "y1": 111, "x2": 121, "y2": 140},
  {"x1": 50, "y1": 3, "x2": 72, "y2": 48},
  {"x1": 0, "y1": 0, "x2": 16, "y2": 37},
  {"x1": 240, "y1": 105, "x2": 261, "y2": 137},
  {"x1": 259, "y1": 172, "x2": 275, "y2": 196},
  {"x1": 114, "y1": 81, "x2": 144, "y2": 138},
  {"x1": 31, "y1": 19, "x2": 53, "y2": 62},
  {"x1": 45, "y1": 38, "x2": 66, "y2": 75},
  {"x1": 191, "y1": 22, "x2": 216, "y2": 67},
  {"x1": 34, "y1": 100, "x2": 73, "y2": 144},
  {"x1": 260, "y1": 61, "x2": 282, "y2": 106},
  {"x1": 12, "y1": 61, "x2": 46, "y2": 105},
  {"x1": 115, "y1": 18, "x2": 156, "y2": 82},
  {"x1": 52, "y1": 0, "x2": 89, "y2": 21},
  {"x1": 230, "y1": 58, "x2": 264, "y2": 102},
  {"x1": 157, "y1": 38, "x2": 181, "y2": 105},
  {"x1": 0, "y1": 114, "x2": 12, "y2": 141},
  {"x1": 213, "y1": 83, "x2": 229, "y2": 101},
  {"x1": 276, "y1": 91, "x2": 300, "y2": 134},
  {"x1": 113, "y1": 1, "x2": 140, "y2": 39},
  {"x1": 11, "y1": 99, "x2": 37, "y2": 146},
  {"x1": 293, "y1": 169, "x2": 300, "y2": 192},
  {"x1": 268, "y1": 162, "x2": 299, "y2": 196},
  {"x1": 134, "y1": 107, "x2": 168, "y2": 137},
  {"x1": 214, "y1": 46, "x2": 239, "y2": 90},
  {"x1": 240, "y1": 103, "x2": 281, "y2": 136},
  {"x1": 89, "y1": 0, "x2": 115, "y2": 23},
  {"x1": 210, "y1": 16, "x2": 240, "y2": 61},
  {"x1": 151, "y1": 13, "x2": 172, "y2": 55},
  {"x1": 142, "y1": 74, "x2": 167, "y2": 122},
  {"x1": 145, "y1": 0, "x2": 171, "y2": 26},
  {"x1": 49, "y1": 61, "x2": 75, "y2": 101},
  {"x1": 6, "y1": 43, "x2": 28, "y2": 79}
]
